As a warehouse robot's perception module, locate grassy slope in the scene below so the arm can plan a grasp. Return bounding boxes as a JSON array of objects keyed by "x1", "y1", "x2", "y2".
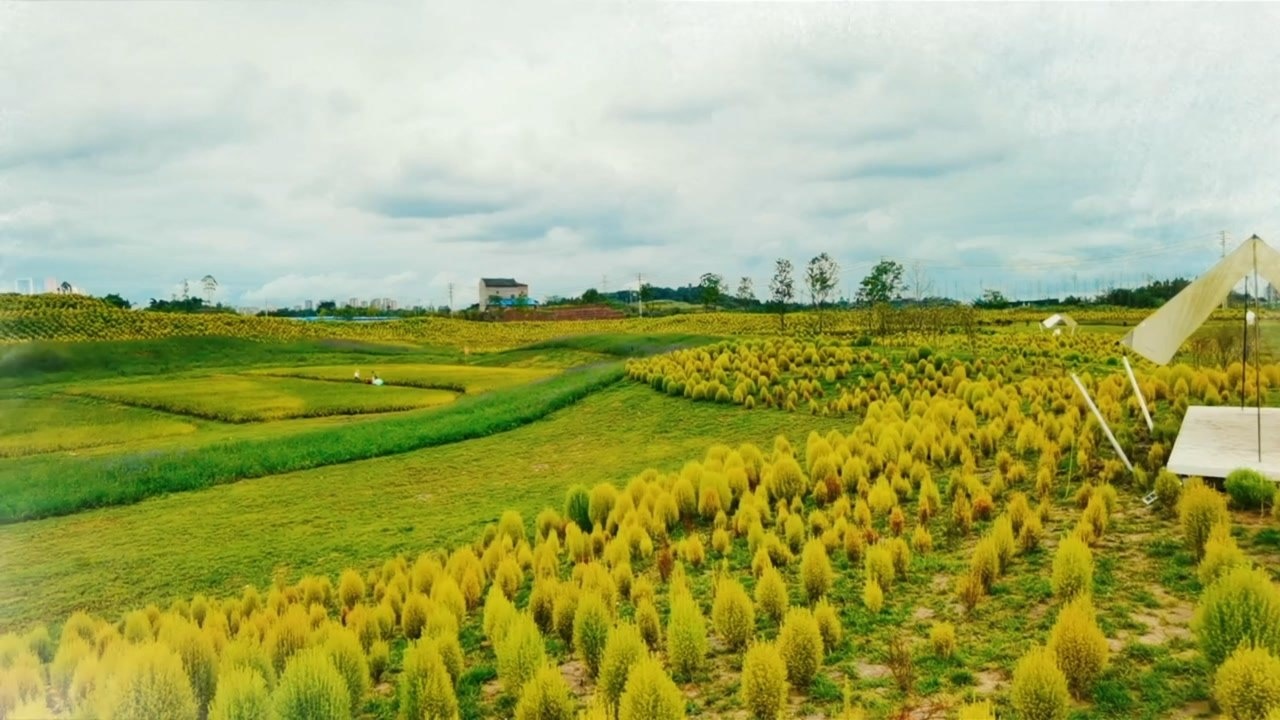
[
  {"x1": 243, "y1": 363, "x2": 556, "y2": 393},
  {"x1": 68, "y1": 374, "x2": 459, "y2": 422},
  {"x1": 0, "y1": 364, "x2": 624, "y2": 523},
  {"x1": 0, "y1": 383, "x2": 841, "y2": 630},
  {"x1": 0, "y1": 395, "x2": 199, "y2": 458}
]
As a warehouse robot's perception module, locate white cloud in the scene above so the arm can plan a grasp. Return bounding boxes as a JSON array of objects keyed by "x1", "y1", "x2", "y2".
[{"x1": 1, "y1": 2, "x2": 1278, "y2": 306}]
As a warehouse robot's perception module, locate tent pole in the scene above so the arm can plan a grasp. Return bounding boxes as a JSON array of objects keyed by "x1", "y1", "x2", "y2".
[
  {"x1": 1255, "y1": 241, "x2": 1263, "y2": 462},
  {"x1": 1123, "y1": 354, "x2": 1154, "y2": 433},
  {"x1": 1071, "y1": 373, "x2": 1134, "y2": 472}
]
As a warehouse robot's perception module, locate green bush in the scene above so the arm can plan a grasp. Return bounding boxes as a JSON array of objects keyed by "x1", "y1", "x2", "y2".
[
  {"x1": 667, "y1": 593, "x2": 708, "y2": 681},
  {"x1": 618, "y1": 655, "x2": 685, "y2": 720},
  {"x1": 564, "y1": 485, "x2": 592, "y2": 532},
  {"x1": 208, "y1": 667, "x2": 272, "y2": 720},
  {"x1": 778, "y1": 607, "x2": 824, "y2": 689},
  {"x1": 271, "y1": 648, "x2": 351, "y2": 720},
  {"x1": 1010, "y1": 645, "x2": 1070, "y2": 720},
  {"x1": 399, "y1": 640, "x2": 459, "y2": 720},
  {"x1": 712, "y1": 577, "x2": 756, "y2": 652},
  {"x1": 95, "y1": 642, "x2": 199, "y2": 720},
  {"x1": 1051, "y1": 534, "x2": 1093, "y2": 600},
  {"x1": 497, "y1": 613, "x2": 547, "y2": 696},
  {"x1": 597, "y1": 622, "x2": 646, "y2": 711},
  {"x1": 1214, "y1": 645, "x2": 1280, "y2": 720},
  {"x1": 23, "y1": 625, "x2": 53, "y2": 664},
  {"x1": 740, "y1": 641, "x2": 788, "y2": 720},
  {"x1": 514, "y1": 664, "x2": 575, "y2": 720},
  {"x1": 1226, "y1": 468, "x2": 1274, "y2": 511},
  {"x1": 1048, "y1": 595, "x2": 1108, "y2": 698},
  {"x1": 573, "y1": 592, "x2": 612, "y2": 678},
  {"x1": 1194, "y1": 564, "x2": 1280, "y2": 667},
  {"x1": 1180, "y1": 481, "x2": 1231, "y2": 559}
]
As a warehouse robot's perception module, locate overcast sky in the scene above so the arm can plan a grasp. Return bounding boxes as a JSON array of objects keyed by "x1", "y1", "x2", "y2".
[{"x1": 2, "y1": 3, "x2": 1278, "y2": 308}]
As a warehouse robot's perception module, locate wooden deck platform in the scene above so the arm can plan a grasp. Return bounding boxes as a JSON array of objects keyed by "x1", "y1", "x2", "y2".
[{"x1": 1166, "y1": 406, "x2": 1280, "y2": 481}]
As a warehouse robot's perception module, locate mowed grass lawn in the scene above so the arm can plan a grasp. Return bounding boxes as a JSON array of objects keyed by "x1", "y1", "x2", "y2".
[
  {"x1": 0, "y1": 383, "x2": 839, "y2": 630},
  {"x1": 244, "y1": 362, "x2": 557, "y2": 393},
  {"x1": 0, "y1": 396, "x2": 198, "y2": 458},
  {"x1": 68, "y1": 373, "x2": 458, "y2": 422}
]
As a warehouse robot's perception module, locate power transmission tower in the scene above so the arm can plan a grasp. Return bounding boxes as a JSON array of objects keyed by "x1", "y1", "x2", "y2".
[
  {"x1": 447, "y1": 283, "x2": 454, "y2": 313},
  {"x1": 637, "y1": 273, "x2": 643, "y2": 317}
]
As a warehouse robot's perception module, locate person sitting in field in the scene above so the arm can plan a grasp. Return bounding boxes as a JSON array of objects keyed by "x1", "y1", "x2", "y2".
[
  {"x1": 371, "y1": 371, "x2": 383, "y2": 386},
  {"x1": 354, "y1": 369, "x2": 362, "y2": 382}
]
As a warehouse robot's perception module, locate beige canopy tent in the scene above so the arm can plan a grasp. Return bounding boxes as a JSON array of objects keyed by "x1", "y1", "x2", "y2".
[
  {"x1": 1118, "y1": 234, "x2": 1280, "y2": 479},
  {"x1": 1119, "y1": 235, "x2": 1280, "y2": 366},
  {"x1": 1041, "y1": 313, "x2": 1078, "y2": 334}
]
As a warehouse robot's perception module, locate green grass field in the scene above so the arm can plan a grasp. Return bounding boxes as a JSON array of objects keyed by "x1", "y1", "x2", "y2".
[
  {"x1": 0, "y1": 396, "x2": 197, "y2": 458},
  {"x1": 68, "y1": 373, "x2": 459, "y2": 422},
  {"x1": 0, "y1": 383, "x2": 839, "y2": 630},
  {"x1": 244, "y1": 363, "x2": 557, "y2": 394}
]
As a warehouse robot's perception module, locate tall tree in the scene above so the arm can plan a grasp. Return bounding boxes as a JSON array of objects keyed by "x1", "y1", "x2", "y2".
[
  {"x1": 698, "y1": 273, "x2": 724, "y2": 310},
  {"x1": 101, "y1": 293, "x2": 131, "y2": 309},
  {"x1": 768, "y1": 259, "x2": 795, "y2": 331},
  {"x1": 735, "y1": 277, "x2": 755, "y2": 305},
  {"x1": 909, "y1": 261, "x2": 934, "y2": 303},
  {"x1": 805, "y1": 253, "x2": 840, "y2": 332},
  {"x1": 856, "y1": 260, "x2": 906, "y2": 306}
]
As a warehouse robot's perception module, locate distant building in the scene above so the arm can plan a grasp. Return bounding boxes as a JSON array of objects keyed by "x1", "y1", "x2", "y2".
[
  {"x1": 347, "y1": 297, "x2": 360, "y2": 309},
  {"x1": 479, "y1": 278, "x2": 529, "y2": 311},
  {"x1": 304, "y1": 300, "x2": 314, "y2": 311}
]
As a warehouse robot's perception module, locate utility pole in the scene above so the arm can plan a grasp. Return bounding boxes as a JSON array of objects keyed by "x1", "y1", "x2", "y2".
[
  {"x1": 637, "y1": 273, "x2": 643, "y2": 317},
  {"x1": 447, "y1": 283, "x2": 454, "y2": 314},
  {"x1": 1220, "y1": 231, "x2": 1228, "y2": 310}
]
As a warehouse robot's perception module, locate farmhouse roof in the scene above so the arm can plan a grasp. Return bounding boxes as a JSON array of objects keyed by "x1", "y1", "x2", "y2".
[
  {"x1": 1120, "y1": 234, "x2": 1280, "y2": 365},
  {"x1": 481, "y1": 278, "x2": 525, "y2": 288}
]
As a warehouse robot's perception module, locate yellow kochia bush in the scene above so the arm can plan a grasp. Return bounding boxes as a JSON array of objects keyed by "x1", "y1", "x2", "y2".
[
  {"x1": 666, "y1": 593, "x2": 708, "y2": 681},
  {"x1": 711, "y1": 577, "x2": 755, "y2": 652},
  {"x1": 597, "y1": 622, "x2": 646, "y2": 710},
  {"x1": 1213, "y1": 646, "x2": 1280, "y2": 720},
  {"x1": 800, "y1": 539, "x2": 834, "y2": 602},
  {"x1": 1048, "y1": 595, "x2": 1109, "y2": 698},
  {"x1": 1051, "y1": 534, "x2": 1093, "y2": 600},
  {"x1": 740, "y1": 641, "x2": 789, "y2": 720},
  {"x1": 778, "y1": 607, "x2": 824, "y2": 688}
]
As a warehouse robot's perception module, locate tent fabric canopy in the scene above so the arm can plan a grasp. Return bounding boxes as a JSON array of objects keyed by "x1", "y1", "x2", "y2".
[
  {"x1": 1120, "y1": 235, "x2": 1280, "y2": 366},
  {"x1": 1042, "y1": 313, "x2": 1078, "y2": 330}
]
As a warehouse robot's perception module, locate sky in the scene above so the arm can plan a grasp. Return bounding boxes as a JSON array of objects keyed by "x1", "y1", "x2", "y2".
[{"x1": 2, "y1": 2, "x2": 1278, "y2": 309}]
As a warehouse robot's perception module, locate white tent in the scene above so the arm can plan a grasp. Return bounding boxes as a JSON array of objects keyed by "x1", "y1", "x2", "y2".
[
  {"x1": 1120, "y1": 235, "x2": 1280, "y2": 366},
  {"x1": 1041, "y1": 313, "x2": 1078, "y2": 335}
]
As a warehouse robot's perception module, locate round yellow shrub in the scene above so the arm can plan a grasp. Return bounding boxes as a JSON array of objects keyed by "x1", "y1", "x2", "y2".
[
  {"x1": 399, "y1": 640, "x2": 458, "y2": 720},
  {"x1": 496, "y1": 613, "x2": 546, "y2": 696},
  {"x1": 1199, "y1": 522, "x2": 1248, "y2": 586},
  {"x1": 208, "y1": 667, "x2": 271, "y2": 720},
  {"x1": 573, "y1": 592, "x2": 613, "y2": 678},
  {"x1": 514, "y1": 664, "x2": 575, "y2": 720},
  {"x1": 1010, "y1": 645, "x2": 1069, "y2": 720},
  {"x1": 1214, "y1": 645, "x2": 1280, "y2": 720},
  {"x1": 666, "y1": 593, "x2": 708, "y2": 681},
  {"x1": 1194, "y1": 564, "x2": 1280, "y2": 667},
  {"x1": 618, "y1": 655, "x2": 685, "y2": 720},
  {"x1": 597, "y1": 622, "x2": 646, "y2": 710},
  {"x1": 778, "y1": 607, "x2": 824, "y2": 688},
  {"x1": 635, "y1": 599, "x2": 662, "y2": 651},
  {"x1": 813, "y1": 599, "x2": 843, "y2": 652},
  {"x1": 711, "y1": 577, "x2": 755, "y2": 652},
  {"x1": 800, "y1": 539, "x2": 834, "y2": 603},
  {"x1": 754, "y1": 566, "x2": 790, "y2": 625},
  {"x1": 1048, "y1": 595, "x2": 1108, "y2": 698},
  {"x1": 1180, "y1": 480, "x2": 1231, "y2": 559},
  {"x1": 930, "y1": 622, "x2": 956, "y2": 659},
  {"x1": 271, "y1": 648, "x2": 351, "y2": 720},
  {"x1": 338, "y1": 570, "x2": 365, "y2": 611},
  {"x1": 740, "y1": 641, "x2": 788, "y2": 720},
  {"x1": 322, "y1": 627, "x2": 369, "y2": 714},
  {"x1": 1051, "y1": 534, "x2": 1093, "y2": 600},
  {"x1": 863, "y1": 577, "x2": 885, "y2": 614}
]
